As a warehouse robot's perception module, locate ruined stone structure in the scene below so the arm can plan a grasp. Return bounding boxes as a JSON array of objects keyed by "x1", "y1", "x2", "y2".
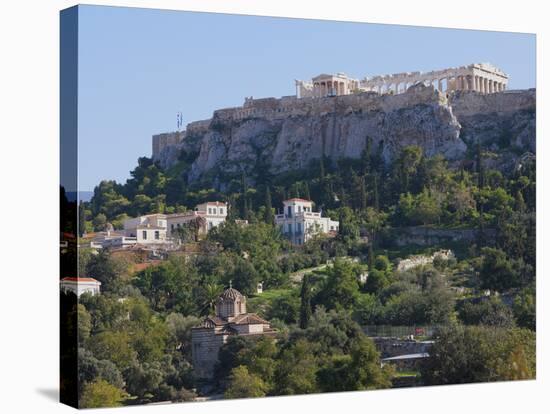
[
  {"x1": 150, "y1": 63, "x2": 533, "y2": 186},
  {"x1": 191, "y1": 286, "x2": 277, "y2": 379},
  {"x1": 154, "y1": 63, "x2": 508, "y2": 162},
  {"x1": 295, "y1": 72, "x2": 361, "y2": 98},
  {"x1": 296, "y1": 63, "x2": 508, "y2": 98},
  {"x1": 396, "y1": 249, "x2": 454, "y2": 272}
]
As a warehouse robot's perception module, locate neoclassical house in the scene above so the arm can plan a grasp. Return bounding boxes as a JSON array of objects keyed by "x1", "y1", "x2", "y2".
[
  {"x1": 60, "y1": 277, "x2": 101, "y2": 297},
  {"x1": 123, "y1": 213, "x2": 168, "y2": 245},
  {"x1": 166, "y1": 201, "x2": 228, "y2": 235},
  {"x1": 275, "y1": 198, "x2": 339, "y2": 245},
  {"x1": 191, "y1": 285, "x2": 277, "y2": 379}
]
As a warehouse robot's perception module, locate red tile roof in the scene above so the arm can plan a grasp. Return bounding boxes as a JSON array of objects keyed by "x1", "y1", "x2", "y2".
[
  {"x1": 61, "y1": 277, "x2": 100, "y2": 283},
  {"x1": 284, "y1": 198, "x2": 313, "y2": 203}
]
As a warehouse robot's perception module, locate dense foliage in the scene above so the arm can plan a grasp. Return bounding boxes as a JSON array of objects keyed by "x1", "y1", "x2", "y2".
[{"x1": 75, "y1": 143, "x2": 536, "y2": 405}]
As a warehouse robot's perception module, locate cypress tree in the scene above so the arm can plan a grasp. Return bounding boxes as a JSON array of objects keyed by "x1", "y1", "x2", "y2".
[
  {"x1": 362, "y1": 136, "x2": 372, "y2": 175},
  {"x1": 299, "y1": 274, "x2": 312, "y2": 329},
  {"x1": 241, "y1": 171, "x2": 248, "y2": 219},
  {"x1": 368, "y1": 243, "x2": 374, "y2": 270},
  {"x1": 477, "y1": 143, "x2": 485, "y2": 189},
  {"x1": 373, "y1": 174, "x2": 380, "y2": 211},
  {"x1": 360, "y1": 175, "x2": 367, "y2": 210},
  {"x1": 515, "y1": 189, "x2": 527, "y2": 213},
  {"x1": 78, "y1": 200, "x2": 86, "y2": 237},
  {"x1": 264, "y1": 186, "x2": 274, "y2": 224},
  {"x1": 304, "y1": 181, "x2": 311, "y2": 201}
]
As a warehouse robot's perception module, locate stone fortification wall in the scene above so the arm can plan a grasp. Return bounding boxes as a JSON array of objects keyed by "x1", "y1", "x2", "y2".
[
  {"x1": 152, "y1": 119, "x2": 211, "y2": 164},
  {"x1": 212, "y1": 85, "x2": 447, "y2": 123},
  {"x1": 152, "y1": 131, "x2": 184, "y2": 160},
  {"x1": 151, "y1": 85, "x2": 535, "y2": 182}
]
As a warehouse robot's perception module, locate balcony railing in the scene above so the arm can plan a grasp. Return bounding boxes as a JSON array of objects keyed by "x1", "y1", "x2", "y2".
[{"x1": 275, "y1": 211, "x2": 321, "y2": 219}]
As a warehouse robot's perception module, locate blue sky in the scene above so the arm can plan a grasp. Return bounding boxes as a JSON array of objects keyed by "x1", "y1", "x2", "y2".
[{"x1": 77, "y1": 5, "x2": 536, "y2": 190}]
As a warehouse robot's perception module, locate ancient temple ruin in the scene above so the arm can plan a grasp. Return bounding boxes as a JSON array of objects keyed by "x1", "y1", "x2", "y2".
[{"x1": 296, "y1": 63, "x2": 508, "y2": 98}]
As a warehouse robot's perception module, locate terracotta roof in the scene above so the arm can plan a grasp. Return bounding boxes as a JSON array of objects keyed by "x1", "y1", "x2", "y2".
[
  {"x1": 196, "y1": 316, "x2": 228, "y2": 329},
  {"x1": 232, "y1": 313, "x2": 270, "y2": 325},
  {"x1": 61, "y1": 277, "x2": 100, "y2": 283},
  {"x1": 284, "y1": 198, "x2": 313, "y2": 203}
]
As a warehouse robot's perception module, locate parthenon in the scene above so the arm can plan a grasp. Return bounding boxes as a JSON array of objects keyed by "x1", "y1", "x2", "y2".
[{"x1": 295, "y1": 63, "x2": 508, "y2": 98}]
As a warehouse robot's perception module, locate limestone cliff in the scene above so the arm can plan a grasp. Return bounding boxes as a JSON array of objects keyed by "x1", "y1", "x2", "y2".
[{"x1": 153, "y1": 84, "x2": 535, "y2": 183}]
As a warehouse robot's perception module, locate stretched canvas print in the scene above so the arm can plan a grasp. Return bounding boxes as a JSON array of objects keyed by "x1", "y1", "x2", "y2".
[{"x1": 60, "y1": 4, "x2": 536, "y2": 409}]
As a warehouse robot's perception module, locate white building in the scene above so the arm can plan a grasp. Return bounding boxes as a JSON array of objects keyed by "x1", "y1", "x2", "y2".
[
  {"x1": 166, "y1": 201, "x2": 228, "y2": 235},
  {"x1": 123, "y1": 213, "x2": 168, "y2": 245},
  {"x1": 60, "y1": 277, "x2": 101, "y2": 297},
  {"x1": 275, "y1": 198, "x2": 339, "y2": 245}
]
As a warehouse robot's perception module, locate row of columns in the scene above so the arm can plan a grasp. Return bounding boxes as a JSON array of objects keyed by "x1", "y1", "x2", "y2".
[
  {"x1": 454, "y1": 75, "x2": 506, "y2": 93},
  {"x1": 312, "y1": 81, "x2": 347, "y2": 97},
  {"x1": 365, "y1": 74, "x2": 506, "y2": 95}
]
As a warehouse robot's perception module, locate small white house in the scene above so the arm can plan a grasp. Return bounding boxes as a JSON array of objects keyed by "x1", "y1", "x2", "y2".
[
  {"x1": 123, "y1": 213, "x2": 168, "y2": 245},
  {"x1": 275, "y1": 198, "x2": 339, "y2": 245},
  {"x1": 60, "y1": 277, "x2": 101, "y2": 297},
  {"x1": 166, "y1": 201, "x2": 228, "y2": 235}
]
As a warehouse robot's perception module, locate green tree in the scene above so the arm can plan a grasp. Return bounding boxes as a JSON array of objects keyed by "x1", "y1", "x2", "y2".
[
  {"x1": 315, "y1": 259, "x2": 360, "y2": 311},
  {"x1": 79, "y1": 379, "x2": 128, "y2": 408},
  {"x1": 458, "y1": 297, "x2": 516, "y2": 328},
  {"x1": 92, "y1": 213, "x2": 108, "y2": 231},
  {"x1": 225, "y1": 366, "x2": 268, "y2": 399},
  {"x1": 421, "y1": 325, "x2": 535, "y2": 385},
  {"x1": 478, "y1": 247, "x2": 521, "y2": 292},
  {"x1": 88, "y1": 331, "x2": 137, "y2": 370},
  {"x1": 77, "y1": 304, "x2": 92, "y2": 344},
  {"x1": 264, "y1": 186, "x2": 275, "y2": 225},
  {"x1": 299, "y1": 274, "x2": 313, "y2": 329},
  {"x1": 86, "y1": 250, "x2": 125, "y2": 292},
  {"x1": 78, "y1": 348, "x2": 125, "y2": 396},
  {"x1": 513, "y1": 287, "x2": 536, "y2": 331},
  {"x1": 274, "y1": 339, "x2": 318, "y2": 395}
]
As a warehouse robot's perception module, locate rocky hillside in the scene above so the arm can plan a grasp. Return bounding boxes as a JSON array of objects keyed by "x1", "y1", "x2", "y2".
[{"x1": 154, "y1": 84, "x2": 535, "y2": 183}]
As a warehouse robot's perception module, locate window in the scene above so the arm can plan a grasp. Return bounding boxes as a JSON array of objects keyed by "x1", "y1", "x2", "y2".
[
  {"x1": 142, "y1": 230, "x2": 147, "y2": 240},
  {"x1": 297, "y1": 223, "x2": 302, "y2": 234},
  {"x1": 208, "y1": 208, "x2": 212, "y2": 214},
  {"x1": 209, "y1": 222, "x2": 213, "y2": 229},
  {"x1": 155, "y1": 231, "x2": 160, "y2": 240},
  {"x1": 213, "y1": 208, "x2": 217, "y2": 214},
  {"x1": 171, "y1": 224, "x2": 174, "y2": 231},
  {"x1": 220, "y1": 208, "x2": 224, "y2": 214},
  {"x1": 287, "y1": 206, "x2": 292, "y2": 218},
  {"x1": 287, "y1": 224, "x2": 292, "y2": 234}
]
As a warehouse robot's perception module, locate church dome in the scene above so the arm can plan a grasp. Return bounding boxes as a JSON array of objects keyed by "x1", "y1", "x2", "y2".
[{"x1": 219, "y1": 287, "x2": 244, "y2": 301}]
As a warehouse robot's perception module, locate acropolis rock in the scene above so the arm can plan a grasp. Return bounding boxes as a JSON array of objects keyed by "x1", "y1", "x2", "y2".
[{"x1": 151, "y1": 64, "x2": 535, "y2": 184}]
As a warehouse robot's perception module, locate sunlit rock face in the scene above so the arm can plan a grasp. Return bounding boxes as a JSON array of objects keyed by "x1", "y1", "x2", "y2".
[{"x1": 153, "y1": 84, "x2": 535, "y2": 184}]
